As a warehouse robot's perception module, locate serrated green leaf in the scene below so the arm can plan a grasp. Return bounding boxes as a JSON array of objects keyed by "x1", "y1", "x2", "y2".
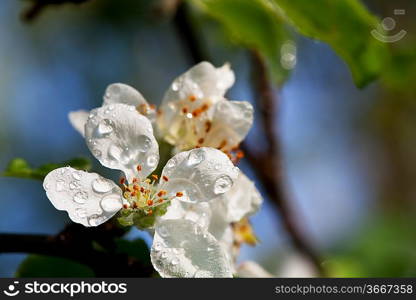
[
  {"x1": 271, "y1": 0, "x2": 389, "y2": 87},
  {"x1": 16, "y1": 255, "x2": 94, "y2": 277},
  {"x1": 3, "y1": 157, "x2": 92, "y2": 180},
  {"x1": 191, "y1": 0, "x2": 292, "y2": 83}
]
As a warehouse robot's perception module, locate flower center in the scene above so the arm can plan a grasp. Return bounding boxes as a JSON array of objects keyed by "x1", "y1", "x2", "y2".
[{"x1": 119, "y1": 166, "x2": 182, "y2": 216}]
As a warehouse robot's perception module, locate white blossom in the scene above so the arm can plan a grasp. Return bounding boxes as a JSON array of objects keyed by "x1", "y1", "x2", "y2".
[{"x1": 44, "y1": 103, "x2": 243, "y2": 278}]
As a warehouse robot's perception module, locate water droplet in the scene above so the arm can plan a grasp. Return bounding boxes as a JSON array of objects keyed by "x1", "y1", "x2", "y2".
[
  {"x1": 88, "y1": 215, "x2": 101, "y2": 226},
  {"x1": 171, "y1": 258, "x2": 179, "y2": 265},
  {"x1": 161, "y1": 252, "x2": 168, "y2": 259},
  {"x1": 94, "y1": 150, "x2": 102, "y2": 158},
  {"x1": 166, "y1": 159, "x2": 176, "y2": 169},
  {"x1": 154, "y1": 242, "x2": 162, "y2": 252},
  {"x1": 137, "y1": 135, "x2": 152, "y2": 152},
  {"x1": 172, "y1": 82, "x2": 179, "y2": 91},
  {"x1": 108, "y1": 144, "x2": 122, "y2": 161},
  {"x1": 56, "y1": 180, "x2": 65, "y2": 192},
  {"x1": 100, "y1": 195, "x2": 122, "y2": 213},
  {"x1": 187, "y1": 149, "x2": 205, "y2": 166},
  {"x1": 73, "y1": 191, "x2": 88, "y2": 204},
  {"x1": 158, "y1": 225, "x2": 169, "y2": 237},
  {"x1": 207, "y1": 246, "x2": 214, "y2": 252},
  {"x1": 146, "y1": 154, "x2": 158, "y2": 168},
  {"x1": 108, "y1": 104, "x2": 114, "y2": 111},
  {"x1": 213, "y1": 175, "x2": 233, "y2": 194},
  {"x1": 96, "y1": 119, "x2": 114, "y2": 137},
  {"x1": 69, "y1": 181, "x2": 81, "y2": 190},
  {"x1": 214, "y1": 164, "x2": 220, "y2": 170},
  {"x1": 76, "y1": 208, "x2": 88, "y2": 218},
  {"x1": 72, "y1": 171, "x2": 82, "y2": 180},
  {"x1": 92, "y1": 178, "x2": 113, "y2": 193}
]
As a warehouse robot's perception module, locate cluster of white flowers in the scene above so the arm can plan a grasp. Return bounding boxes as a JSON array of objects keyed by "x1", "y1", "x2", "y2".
[{"x1": 43, "y1": 62, "x2": 263, "y2": 278}]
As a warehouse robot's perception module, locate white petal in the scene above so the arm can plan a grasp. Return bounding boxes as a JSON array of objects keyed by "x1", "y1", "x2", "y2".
[
  {"x1": 161, "y1": 199, "x2": 212, "y2": 229},
  {"x1": 220, "y1": 172, "x2": 262, "y2": 223},
  {"x1": 163, "y1": 62, "x2": 234, "y2": 104},
  {"x1": 204, "y1": 100, "x2": 254, "y2": 151},
  {"x1": 159, "y1": 147, "x2": 239, "y2": 202},
  {"x1": 103, "y1": 83, "x2": 156, "y2": 123},
  {"x1": 151, "y1": 219, "x2": 232, "y2": 278},
  {"x1": 237, "y1": 261, "x2": 273, "y2": 278},
  {"x1": 84, "y1": 103, "x2": 159, "y2": 181},
  {"x1": 68, "y1": 110, "x2": 89, "y2": 137},
  {"x1": 103, "y1": 83, "x2": 147, "y2": 107},
  {"x1": 43, "y1": 167, "x2": 123, "y2": 227},
  {"x1": 157, "y1": 62, "x2": 235, "y2": 147}
]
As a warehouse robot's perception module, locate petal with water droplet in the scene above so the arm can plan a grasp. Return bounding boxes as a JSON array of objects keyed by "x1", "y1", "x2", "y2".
[
  {"x1": 43, "y1": 167, "x2": 123, "y2": 227},
  {"x1": 159, "y1": 147, "x2": 238, "y2": 203},
  {"x1": 157, "y1": 62, "x2": 234, "y2": 146},
  {"x1": 103, "y1": 83, "x2": 147, "y2": 107},
  {"x1": 68, "y1": 110, "x2": 89, "y2": 137},
  {"x1": 219, "y1": 172, "x2": 262, "y2": 223},
  {"x1": 150, "y1": 219, "x2": 232, "y2": 278},
  {"x1": 84, "y1": 103, "x2": 159, "y2": 181},
  {"x1": 203, "y1": 101, "x2": 253, "y2": 151}
]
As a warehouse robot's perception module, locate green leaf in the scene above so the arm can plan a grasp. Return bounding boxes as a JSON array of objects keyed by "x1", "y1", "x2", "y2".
[
  {"x1": 16, "y1": 255, "x2": 94, "y2": 277},
  {"x1": 115, "y1": 238, "x2": 151, "y2": 266},
  {"x1": 3, "y1": 157, "x2": 92, "y2": 180},
  {"x1": 191, "y1": 0, "x2": 292, "y2": 82},
  {"x1": 271, "y1": 0, "x2": 389, "y2": 87}
]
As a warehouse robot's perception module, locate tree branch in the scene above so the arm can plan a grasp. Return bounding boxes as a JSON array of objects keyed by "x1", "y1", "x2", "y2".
[
  {"x1": 0, "y1": 223, "x2": 155, "y2": 277},
  {"x1": 246, "y1": 51, "x2": 325, "y2": 275}
]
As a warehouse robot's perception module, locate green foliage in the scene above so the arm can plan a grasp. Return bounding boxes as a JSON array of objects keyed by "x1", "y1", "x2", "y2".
[
  {"x1": 271, "y1": 0, "x2": 389, "y2": 87},
  {"x1": 115, "y1": 238, "x2": 151, "y2": 267},
  {"x1": 191, "y1": 0, "x2": 390, "y2": 87},
  {"x1": 191, "y1": 0, "x2": 291, "y2": 83},
  {"x1": 3, "y1": 157, "x2": 92, "y2": 180},
  {"x1": 328, "y1": 214, "x2": 416, "y2": 277},
  {"x1": 16, "y1": 255, "x2": 94, "y2": 277}
]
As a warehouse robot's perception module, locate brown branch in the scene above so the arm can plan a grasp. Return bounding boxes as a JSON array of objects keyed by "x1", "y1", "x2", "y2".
[
  {"x1": 22, "y1": 0, "x2": 90, "y2": 22},
  {"x1": 0, "y1": 222, "x2": 155, "y2": 277},
  {"x1": 245, "y1": 51, "x2": 325, "y2": 276}
]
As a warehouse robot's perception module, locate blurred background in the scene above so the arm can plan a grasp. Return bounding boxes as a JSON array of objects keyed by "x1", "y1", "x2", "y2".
[{"x1": 0, "y1": 0, "x2": 415, "y2": 277}]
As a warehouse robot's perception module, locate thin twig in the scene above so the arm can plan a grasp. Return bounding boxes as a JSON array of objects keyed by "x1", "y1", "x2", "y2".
[{"x1": 22, "y1": 0, "x2": 90, "y2": 22}]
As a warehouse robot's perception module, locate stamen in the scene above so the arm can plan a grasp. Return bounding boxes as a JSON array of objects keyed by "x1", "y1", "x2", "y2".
[
  {"x1": 176, "y1": 192, "x2": 183, "y2": 197},
  {"x1": 151, "y1": 174, "x2": 159, "y2": 181},
  {"x1": 189, "y1": 95, "x2": 197, "y2": 102},
  {"x1": 205, "y1": 121, "x2": 212, "y2": 133},
  {"x1": 182, "y1": 107, "x2": 188, "y2": 114},
  {"x1": 218, "y1": 140, "x2": 227, "y2": 150},
  {"x1": 147, "y1": 200, "x2": 153, "y2": 206},
  {"x1": 198, "y1": 138, "x2": 205, "y2": 144},
  {"x1": 162, "y1": 176, "x2": 169, "y2": 182},
  {"x1": 137, "y1": 165, "x2": 142, "y2": 172},
  {"x1": 119, "y1": 177, "x2": 126, "y2": 185},
  {"x1": 123, "y1": 204, "x2": 129, "y2": 209}
]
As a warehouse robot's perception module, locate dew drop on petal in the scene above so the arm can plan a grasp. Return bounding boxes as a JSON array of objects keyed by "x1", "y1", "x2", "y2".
[
  {"x1": 73, "y1": 191, "x2": 88, "y2": 204},
  {"x1": 172, "y1": 82, "x2": 179, "y2": 91},
  {"x1": 187, "y1": 149, "x2": 205, "y2": 166},
  {"x1": 166, "y1": 159, "x2": 176, "y2": 169},
  {"x1": 157, "y1": 225, "x2": 169, "y2": 238},
  {"x1": 171, "y1": 258, "x2": 179, "y2": 265},
  {"x1": 146, "y1": 154, "x2": 158, "y2": 168},
  {"x1": 69, "y1": 181, "x2": 81, "y2": 190},
  {"x1": 72, "y1": 171, "x2": 82, "y2": 181},
  {"x1": 213, "y1": 175, "x2": 233, "y2": 195},
  {"x1": 92, "y1": 178, "x2": 113, "y2": 193},
  {"x1": 137, "y1": 135, "x2": 152, "y2": 152},
  {"x1": 96, "y1": 119, "x2": 114, "y2": 137},
  {"x1": 76, "y1": 208, "x2": 88, "y2": 218},
  {"x1": 154, "y1": 242, "x2": 162, "y2": 252},
  {"x1": 100, "y1": 194, "x2": 122, "y2": 213}
]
